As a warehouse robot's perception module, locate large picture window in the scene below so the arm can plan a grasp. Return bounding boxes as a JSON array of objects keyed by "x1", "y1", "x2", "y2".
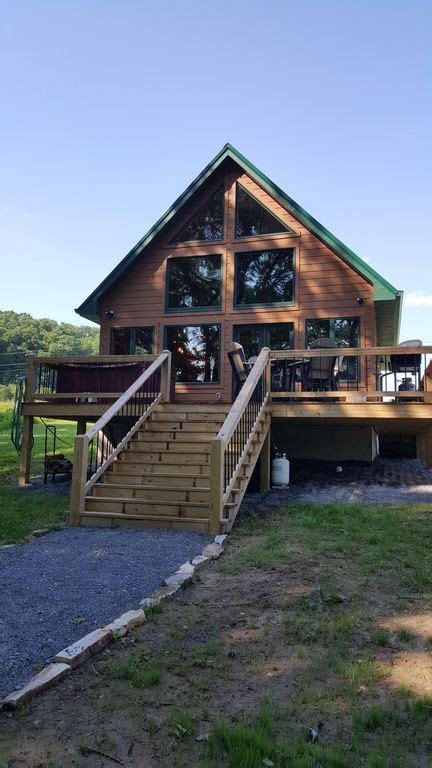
[
  {"x1": 170, "y1": 186, "x2": 224, "y2": 243},
  {"x1": 111, "y1": 327, "x2": 154, "y2": 355},
  {"x1": 166, "y1": 254, "x2": 222, "y2": 311},
  {"x1": 305, "y1": 317, "x2": 360, "y2": 382},
  {"x1": 234, "y1": 248, "x2": 295, "y2": 307},
  {"x1": 165, "y1": 324, "x2": 221, "y2": 383}
]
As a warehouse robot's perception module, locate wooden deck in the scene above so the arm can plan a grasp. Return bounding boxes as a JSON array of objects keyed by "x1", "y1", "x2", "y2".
[{"x1": 16, "y1": 349, "x2": 432, "y2": 529}]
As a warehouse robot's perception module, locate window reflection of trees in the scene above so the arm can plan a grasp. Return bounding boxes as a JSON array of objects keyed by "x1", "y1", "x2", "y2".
[
  {"x1": 236, "y1": 184, "x2": 292, "y2": 238},
  {"x1": 170, "y1": 187, "x2": 224, "y2": 243},
  {"x1": 111, "y1": 327, "x2": 153, "y2": 355},
  {"x1": 235, "y1": 249, "x2": 294, "y2": 306},
  {"x1": 235, "y1": 323, "x2": 294, "y2": 360},
  {"x1": 167, "y1": 255, "x2": 221, "y2": 309},
  {"x1": 166, "y1": 325, "x2": 220, "y2": 383},
  {"x1": 306, "y1": 318, "x2": 360, "y2": 382}
]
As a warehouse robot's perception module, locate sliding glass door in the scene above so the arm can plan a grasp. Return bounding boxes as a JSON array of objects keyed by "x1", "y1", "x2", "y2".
[{"x1": 233, "y1": 323, "x2": 294, "y2": 361}]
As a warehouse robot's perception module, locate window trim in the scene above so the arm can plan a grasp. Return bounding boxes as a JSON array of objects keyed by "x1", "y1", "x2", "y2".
[
  {"x1": 110, "y1": 326, "x2": 155, "y2": 355},
  {"x1": 164, "y1": 253, "x2": 223, "y2": 314},
  {"x1": 235, "y1": 182, "x2": 294, "y2": 239},
  {"x1": 163, "y1": 322, "x2": 222, "y2": 385},
  {"x1": 233, "y1": 247, "x2": 296, "y2": 309}
]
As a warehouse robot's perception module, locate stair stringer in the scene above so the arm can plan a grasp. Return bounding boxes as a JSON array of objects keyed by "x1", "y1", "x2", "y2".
[{"x1": 220, "y1": 409, "x2": 271, "y2": 533}]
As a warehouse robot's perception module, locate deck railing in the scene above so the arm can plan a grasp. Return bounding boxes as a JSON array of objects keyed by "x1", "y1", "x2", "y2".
[
  {"x1": 209, "y1": 348, "x2": 271, "y2": 533},
  {"x1": 269, "y1": 346, "x2": 432, "y2": 402},
  {"x1": 69, "y1": 351, "x2": 171, "y2": 524},
  {"x1": 24, "y1": 355, "x2": 159, "y2": 403}
]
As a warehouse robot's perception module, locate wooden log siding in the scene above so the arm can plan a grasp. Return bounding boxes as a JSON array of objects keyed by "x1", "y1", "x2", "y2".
[{"x1": 99, "y1": 168, "x2": 375, "y2": 402}]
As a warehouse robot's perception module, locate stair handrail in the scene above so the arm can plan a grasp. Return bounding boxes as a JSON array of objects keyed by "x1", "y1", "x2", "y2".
[
  {"x1": 69, "y1": 350, "x2": 171, "y2": 524},
  {"x1": 209, "y1": 347, "x2": 270, "y2": 533}
]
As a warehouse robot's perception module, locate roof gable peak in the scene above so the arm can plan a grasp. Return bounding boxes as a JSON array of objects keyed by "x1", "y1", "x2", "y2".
[{"x1": 76, "y1": 144, "x2": 401, "y2": 336}]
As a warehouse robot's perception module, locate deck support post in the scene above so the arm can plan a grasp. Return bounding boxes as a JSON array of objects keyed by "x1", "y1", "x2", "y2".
[
  {"x1": 18, "y1": 416, "x2": 34, "y2": 486},
  {"x1": 425, "y1": 429, "x2": 432, "y2": 468},
  {"x1": 260, "y1": 428, "x2": 271, "y2": 493},
  {"x1": 69, "y1": 435, "x2": 89, "y2": 525},
  {"x1": 76, "y1": 418, "x2": 87, "y2": 435},
  {"x1": 209, "y1": 437, "x2": 224, "y2": 535}
]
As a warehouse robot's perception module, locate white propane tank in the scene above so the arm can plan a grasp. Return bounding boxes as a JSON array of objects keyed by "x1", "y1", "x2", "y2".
[{"x1": 272, "y1": 454, "x2": 290, "y2": 486}]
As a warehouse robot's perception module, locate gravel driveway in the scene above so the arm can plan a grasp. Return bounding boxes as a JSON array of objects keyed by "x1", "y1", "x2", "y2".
[{"x1": 0, "y1": 527, "x2": 211, "y2": 699}]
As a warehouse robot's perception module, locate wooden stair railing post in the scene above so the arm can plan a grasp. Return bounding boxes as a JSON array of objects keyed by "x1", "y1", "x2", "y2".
[
  {"x1": 160, "y1": 350, "x2": 172, "y2": 403},
  {"x1": 69, "y1": 434, "x2": 89, "y2": 525},
  {"x1": 209, "y1": 437, "x2": 225, "y2": 534}
]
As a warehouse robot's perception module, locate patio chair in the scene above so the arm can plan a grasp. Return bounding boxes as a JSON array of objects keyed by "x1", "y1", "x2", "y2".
[
  {"x1": 228, "y1": 343, "x2": 252, "y2": 397},
  {"x1": 301, "y1": 338, "x2": 340, "y2": 391}
]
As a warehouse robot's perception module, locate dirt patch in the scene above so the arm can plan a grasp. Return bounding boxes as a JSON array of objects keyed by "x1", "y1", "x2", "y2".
[
  {"x1": 387, "y1": 651, "x2": 432, "y2": 697},
  {"x1": 1, "y1": 503, "x2": 432, "y2": 767}
]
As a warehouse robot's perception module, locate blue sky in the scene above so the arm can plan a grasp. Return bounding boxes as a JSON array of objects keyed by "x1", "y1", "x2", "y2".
[{"x1": 1, "y1": 0, "x2": 431, "y2": 341}]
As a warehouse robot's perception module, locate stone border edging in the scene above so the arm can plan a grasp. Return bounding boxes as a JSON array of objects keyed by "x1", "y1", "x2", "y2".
[{"x1": 0, "y1": 533, "x2": 227, "y2": 709}]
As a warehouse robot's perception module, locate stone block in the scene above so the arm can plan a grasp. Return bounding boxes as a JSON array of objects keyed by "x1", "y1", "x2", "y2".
[
  {"x1": 163, "y1": 572, "x2": 191, "y2": 590},
  {"x1": 202, "y1": 542, "x2": 223, "y2": 559},
  {"x1": 54, "y1": 628, "x2": 112, "y2": 667},
  {"x1": 140, "y1": 596, "x2": 160, "y2": 609},
  {"x1": 214, "y1": 534, "x2": 228, "y2": 546},
  {"x1": 147, "y1": 584, "x2": 179, "y2": 603},
  {"x1": 191, "y1": 554, "x2": 212, "y2": 569},
  {"x1": 1, "y1": 663, "x2": 71, "y2": 709},
  {"x1": 104, "y1": 609, "x2": 145, "y2": 636},
  {"x1": 177, "y1": 561, "x2": 195, "y2": 576}
]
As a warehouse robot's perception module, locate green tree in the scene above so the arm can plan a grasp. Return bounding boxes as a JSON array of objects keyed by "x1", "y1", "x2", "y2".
[{"x1": 0, "y1": 310, "x2": 99, "y2": 385}]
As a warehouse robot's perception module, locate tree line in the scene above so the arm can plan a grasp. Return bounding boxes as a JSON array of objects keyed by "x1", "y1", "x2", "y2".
[{"x1": 0, "y1": 310, "x2": 99, "y2": 397}]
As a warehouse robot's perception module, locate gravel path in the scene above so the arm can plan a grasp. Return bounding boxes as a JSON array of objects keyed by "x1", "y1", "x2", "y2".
[
  {"x1": 242, "y1": 458, "x2": 432, "y2": 511},
  {"x1": 0, "y1": 527, "x2": 211, "y2": 698}
]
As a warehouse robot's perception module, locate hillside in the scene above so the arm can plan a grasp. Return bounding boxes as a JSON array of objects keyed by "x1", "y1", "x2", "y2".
[{"x1": 0, "y1": 310, "x2": 99, "y2": 392}]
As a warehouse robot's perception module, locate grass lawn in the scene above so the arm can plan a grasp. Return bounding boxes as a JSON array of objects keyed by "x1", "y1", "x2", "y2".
[
  {"x1": 2, "y1": 502, "x2": 432, "y2": 766},
  {"x1": 0, "y1": 402, "x2": 75, "y2": 543}
]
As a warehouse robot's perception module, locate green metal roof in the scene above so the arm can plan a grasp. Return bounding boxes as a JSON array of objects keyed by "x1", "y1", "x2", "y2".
[{"x1": 76, "y1": 143, "x2": 402, "y2": 344}]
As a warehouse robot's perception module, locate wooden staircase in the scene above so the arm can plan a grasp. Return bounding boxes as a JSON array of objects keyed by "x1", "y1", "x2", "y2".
[
  {"x1": 80, "y1": 403, "x2": 229, "y2": 532},
  {"x1": 70, "y1": 349, "x2": 272, "y2": 534}
]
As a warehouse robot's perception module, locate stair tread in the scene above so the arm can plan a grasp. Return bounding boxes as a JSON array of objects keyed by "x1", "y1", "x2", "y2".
[
  {"x1": 122, "y1": 447, "x2": 209, "y2": 454},
  {"x1": 98, "y1": 483, "x2": 239, "y2": 494},
  {"x1": 81, "y1": 511, "x2": 209, "y2": 523},
  {"x1": 110, "y1": 471, "x2": 210, "y2": 478},
  {"x1": 134, "y1": 436, "x2": 213, "y2": 442},
  {"x1": 95, "y1": 483, "x2": 210, "y2": 492},
  {"x1": 86, "y1": 495, "x2": 210, "y2": 507}
]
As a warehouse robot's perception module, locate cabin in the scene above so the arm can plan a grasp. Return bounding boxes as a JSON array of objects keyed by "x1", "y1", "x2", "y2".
[{"x1": 18, "y1": 144, "x2": 432, "y2": 533}]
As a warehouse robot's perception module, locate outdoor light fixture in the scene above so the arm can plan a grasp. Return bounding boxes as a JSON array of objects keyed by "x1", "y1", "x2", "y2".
[
  {"x1": 356, "y1": 297, "x2": 365, "y2": 305},
  {"x1": 105, "y1": 309, "x2": 115, "y2": 318}
]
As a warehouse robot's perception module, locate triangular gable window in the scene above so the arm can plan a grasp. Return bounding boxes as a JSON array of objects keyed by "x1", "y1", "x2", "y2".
[
  {"x1": 170, "y1": 186, "x2": 224, "y2": 243},
  {"x1": 235, "y1": 183, "x2": 293, "y2": 238}
]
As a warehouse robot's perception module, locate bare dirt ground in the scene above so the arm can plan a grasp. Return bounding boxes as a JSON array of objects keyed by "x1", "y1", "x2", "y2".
[{"x1": 1, "y1": 500, "x2": 432, "y2": 767}]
